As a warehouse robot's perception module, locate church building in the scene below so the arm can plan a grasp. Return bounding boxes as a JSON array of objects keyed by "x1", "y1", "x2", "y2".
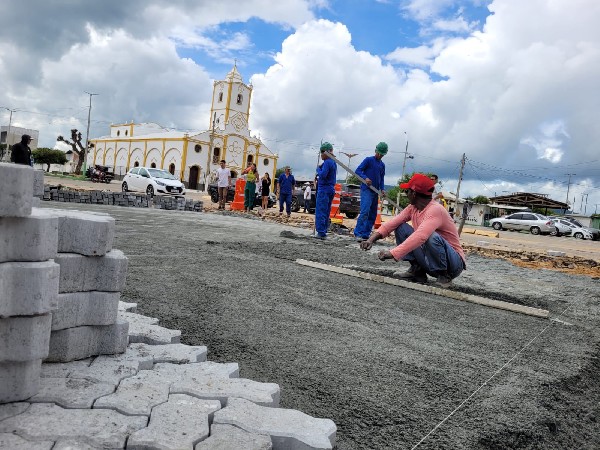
[{"x1": 89, "y1": 65, "x2": 278, "y2": 190}]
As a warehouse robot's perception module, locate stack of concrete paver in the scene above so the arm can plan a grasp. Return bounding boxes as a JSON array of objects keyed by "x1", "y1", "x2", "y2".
[
  {"x1": 0, "y1": 163, "x2": 59, "y2": 403},
  {"x1": 0, "y1": 162, "x2": 336, "y2": 449}
]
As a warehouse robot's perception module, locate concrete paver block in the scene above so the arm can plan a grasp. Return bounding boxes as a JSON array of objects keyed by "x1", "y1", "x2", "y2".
[
  {"x1": 29, "y1": 377, "x2": 116, "y2": 408},
  {"x1": 0, "y1": 433, "x2": 53, "y2": 450},
  {"x1": 120, "y1": 311, "x2": 181, "y2": 345},
  {"x1": 128, "y1": 394, "x2": 221, "y2": 450},
  {"x1": 46, "y1": 319, "x2": 129, "y2": 362},
  {"x1": 126, "y1": 342, "x2": 207, "y2": 365},
  {"x1": 54, "y1": 250, "x2": 128, "y2": 293},
  {"x1": 0, "y1": 402, "x2": 29, "y2": 421},
  {"x1": 46, "y1": 208, "x2": 115, "y2": 256},
  {"x1": 0, "y1": 360, "x2": 42, "y2": 403},
  {"x1": 33, "y1": 169, "x2": 45, "y2": 197},
  {"x1": 118, "y1": 300, "x2": 138, "y2": 312},
  {"x1": 213, "y1": 397, "x2": 337, "y2": 450},
  {"x1": 172, "y1": 376, "x2": 280, "y2": 407},
  {"x1": 71, "y1": 357, "x2": 141, "y2": 384},
  {"x1": 0, "y1": 314, "x2": 52, "y2": 361},
  {"x1": 0, "y1": 403, "x2": 147, "y2": 448},
  {"x1": 52, "y1": 291, "x2": 120, "y2": 331},
  {"x1": 154, "y1": 361, "x2": 239, "y2": 379},
  {"x1": 94, "y1": 347, "x2": 155, "y2": 371},
  {"x1": 52, "y1": 440, "x2": 98, "y2": 450},
  {"x1": 0, "y1": 210, "x2": 58, "y2": 263},
  {"x1": 93, "y1": 369, "x2": 169, "y2": 416},
  {"x1": 195, "y1": 424, "x2": 272, "y2": 450},
  {"x1": 41, "y1": 359, "x2": 93, "y2": 379},
  {"x1": 0, "y1": 261, "x2": 59, "y2": 318},
  {"x1": 0, "y1": 162, "x2": 33, "y2": 217}
]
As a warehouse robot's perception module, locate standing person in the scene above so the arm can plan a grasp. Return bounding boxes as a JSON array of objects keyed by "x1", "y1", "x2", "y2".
[
  {"x1": 242, "y1": 163, "x2": 259, "y2": 212},
  {"x1": 359, "y1": 173, "x2": 465, "y2": 288},
  {"x1": 277, "y1": 166, "x2": 295, "y2": 217},
  {"x1": 260, "y1": 172, "x2": 272, "y2": 215},
  {"x1": 353, "y1": 142, "x2": 388, "y2": 242},
  {"x1": 303, "y1": 182, "x2": 312, "y2": 213},
  {"x1": 314, "y1": 142, "x2": 337, "y2": 239},
  {"x1": 216, "y1": 160, "x2": 231, "y2": 210},
  {"x1": 10, "y1": 134, "x2": 33, "y2": 166},
  {"x1": 429, "y1": 174, "x2": 444, "y2": 204}
]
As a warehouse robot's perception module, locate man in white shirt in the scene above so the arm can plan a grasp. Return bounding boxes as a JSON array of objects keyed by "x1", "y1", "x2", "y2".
[
  {"x1": 216, "y1": 160, "x2": 231, "y2": 210},
  {"x1": 303, "y1": 182, "x2": 312, "y2": 213}
]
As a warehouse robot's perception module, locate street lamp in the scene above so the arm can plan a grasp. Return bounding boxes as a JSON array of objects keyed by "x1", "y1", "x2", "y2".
[
  {"x1": 84, "y1": 92, "x2": 99, "y2": 174},
  {"x1": 340, "y1": 151, "x2": 358, "y2": 183}
]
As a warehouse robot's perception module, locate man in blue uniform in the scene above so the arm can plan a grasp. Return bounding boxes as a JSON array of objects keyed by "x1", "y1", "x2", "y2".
[
  {"x1": 277, "y1": 166, "x2": 296, "y2": 217},
  {"x1": 353, "y1": 142, "x2": 387, "y2": 242},
  {"x1": 314, "y1": 142, "x2": 337, "y2": 239}
]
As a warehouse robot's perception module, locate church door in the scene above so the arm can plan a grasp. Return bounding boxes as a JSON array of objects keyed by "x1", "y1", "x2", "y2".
[{"x1": 189, "y1": 166, "x2": 199, "y2": 190}]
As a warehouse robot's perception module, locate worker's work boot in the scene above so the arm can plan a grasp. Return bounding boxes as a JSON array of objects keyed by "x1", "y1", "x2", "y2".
[
  {"x1": 433, "y1": 274, "x2": 453, "y2": 288},
  {"x1": 396, "y1": 263, "x2": 428, "y2": 283}
]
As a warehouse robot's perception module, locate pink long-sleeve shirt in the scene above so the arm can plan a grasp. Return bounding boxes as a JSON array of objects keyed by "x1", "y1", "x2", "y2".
[{"x1": 377, "y1": 201, "x2": 465, "y2": 263}]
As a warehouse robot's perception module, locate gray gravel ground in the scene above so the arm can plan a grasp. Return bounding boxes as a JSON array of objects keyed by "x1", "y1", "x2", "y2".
[{"x1": 42, "y1": 203, "x2": 600, "y2": 449}]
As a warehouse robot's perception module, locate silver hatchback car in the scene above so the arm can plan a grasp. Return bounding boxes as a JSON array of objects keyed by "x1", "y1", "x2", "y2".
[{"x1": 490, "y1": 212, "x2": 554, "y2": 235}]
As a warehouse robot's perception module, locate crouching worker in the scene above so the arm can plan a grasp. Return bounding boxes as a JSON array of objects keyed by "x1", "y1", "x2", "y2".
[{"x1": 359, "y1": 173, "x2": 465, "y2": 288}]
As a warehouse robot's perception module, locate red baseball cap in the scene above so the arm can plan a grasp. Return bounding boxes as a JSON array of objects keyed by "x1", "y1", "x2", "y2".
[{"x1": 400, "y1": 173, "x2": 436, "y2": 195}]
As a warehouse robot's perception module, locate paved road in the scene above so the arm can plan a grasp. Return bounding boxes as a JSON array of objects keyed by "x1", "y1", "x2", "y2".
[{"x1": 40, "y1": 202, "x2": 600, "y2": 449}]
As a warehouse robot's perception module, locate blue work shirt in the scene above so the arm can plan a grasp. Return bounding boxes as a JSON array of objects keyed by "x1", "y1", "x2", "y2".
[
  {"x1": 316, "y1": 158, "x2": 337, "y2": 193},
  {"x1": 355, "y1": 155, "x2": 385, "y2": 191},
  {"x1": 278, "y1": 173, "x2": 296, "y2": 194}
]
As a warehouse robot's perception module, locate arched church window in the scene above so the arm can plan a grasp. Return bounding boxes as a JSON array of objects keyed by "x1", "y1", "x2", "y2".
[
  {"x1": 237, "y1": 94, "x2": 243, "y2": 105},
  {"x1": 134, "y1": 161, "x2": 139, "y2": 167},
  {"x1": 150, "y1": 162, "x2": 156, "y2": 168},
  {"x1": 169, "y1": 163, "x2": 175, "y2": 175},
  {"x1": 117, "y1": 130, "x2": 120, "y2": 136},
  {"x1": 212, "y1": 147, "x2": 221, "y2": 164},
  {"x1": 218, "y1": 92, "x2": 223, "y2": 102},
  {"x1": 263, "y1": 158, "x2": 269, "y2": 166},
  {"x1": 247, "y1": 155, "x2": 253, "y2": 164},
  {"x1": 125, "y1": 130, "x2": 128, "y2": 136},
  {"x1": 194, "y1": 144, "x2": 201, "y2": 153}
]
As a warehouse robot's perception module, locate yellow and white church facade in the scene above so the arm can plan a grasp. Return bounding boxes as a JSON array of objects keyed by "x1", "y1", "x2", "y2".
[{"x1": 89, "y1": 65, "x2": 278, "y2": 190}]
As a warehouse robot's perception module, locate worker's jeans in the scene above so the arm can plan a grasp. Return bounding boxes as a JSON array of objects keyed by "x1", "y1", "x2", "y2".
[
  {"x1": 244, "y1": 181, "x2": 256, "y2": 210},
  {"x1": 315, "y1": 189, "x2": 335, "y2": 236},
  {"x1": 279, "y1": 192, "x2": 292, "y2": 215},
  {"x1": 394, "y1": 223, "x2": 464, "y2": 279},
  {"x1": 354, "y1": 189, "x2": 379, "y2": 239}
]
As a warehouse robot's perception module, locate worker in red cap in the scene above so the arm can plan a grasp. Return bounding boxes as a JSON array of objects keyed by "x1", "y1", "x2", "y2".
[{"x1": 359, "y1": 173, "x2": 465, "y2": 288}]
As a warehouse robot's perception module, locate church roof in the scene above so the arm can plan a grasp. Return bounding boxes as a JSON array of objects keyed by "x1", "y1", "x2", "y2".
[{"x1": 225, "y1": 64, "x2": 243, "y2": 83}]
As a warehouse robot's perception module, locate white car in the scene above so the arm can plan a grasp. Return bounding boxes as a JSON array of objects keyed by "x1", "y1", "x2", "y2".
[
  {"x1": 122, "y1": 167, "x2": 186, "y2": 197},
  {"x1": 549, "y1": 218, "x2": 573, "y2": 237}
]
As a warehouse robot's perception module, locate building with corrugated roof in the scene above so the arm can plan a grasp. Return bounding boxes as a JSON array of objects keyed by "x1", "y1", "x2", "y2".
[{"x1": 89, "y1": 65, "x2": 278, "y2": 190}]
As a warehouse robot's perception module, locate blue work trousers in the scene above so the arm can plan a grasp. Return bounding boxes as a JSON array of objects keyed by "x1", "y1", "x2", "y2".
[
  {"x1": 354, "y1": 189, "x2": 379, "y2": 239},
  {"x1": 315, "y1": 190, "x2": 335, "y2": 236},
  {"x1": 279, "y1": 192, "x2": 292, "y2": 215},
  {"x1": 395, "y1": 223, "x2": 464, "y2": 279}
]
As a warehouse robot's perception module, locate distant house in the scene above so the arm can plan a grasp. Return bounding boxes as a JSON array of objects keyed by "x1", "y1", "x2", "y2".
[
  {"x1": 0, "y1": 126, "x2": 39, "y2": 162},
  {"x1": 89, "y1": 65, "x2": 278, "y2": 190}
]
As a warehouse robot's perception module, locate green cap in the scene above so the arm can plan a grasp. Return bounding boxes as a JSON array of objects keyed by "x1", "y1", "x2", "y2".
[
  {"x1": 320, "y1": 142, "x2": 333, "y2": 152},
  {"x1": 375, "y1": 142, "x2": 388, "y2": 155}
]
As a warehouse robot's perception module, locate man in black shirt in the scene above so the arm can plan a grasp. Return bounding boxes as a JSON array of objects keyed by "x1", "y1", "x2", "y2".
[{"x1": 10, "y1": 134, "x2": 33, "y2": 166}]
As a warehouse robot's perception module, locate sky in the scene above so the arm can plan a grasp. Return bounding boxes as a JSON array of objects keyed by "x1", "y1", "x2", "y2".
[{"x1": 1, "y1": 0, "x2": 600, "y2": 214}]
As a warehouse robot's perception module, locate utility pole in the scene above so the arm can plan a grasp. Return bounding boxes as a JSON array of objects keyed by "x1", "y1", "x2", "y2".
[
  {"x1": 1, "y1": 107, "x2": 16, "y2": 162},
  {"x1": 205, "y1": 112, "x2": 216, "y2": 192},
  {"x1": 564, "y1": 173, "x2": 575, "y2": 214},
  {"x1": 580, "y1": 193, "x2": 589, "y2": 214},
  {"x1": 84, "y1": 92, "x2": 99, "y2": 174},
  {"x1": 454, "y1": 153, "x2": 466, "y2": 218},
  {"x1": 396, "y1": 132, "x2": 413, "y2": 213},
  {"x1": 340, "y1": 152, "x2": 358, "y2": 183}
]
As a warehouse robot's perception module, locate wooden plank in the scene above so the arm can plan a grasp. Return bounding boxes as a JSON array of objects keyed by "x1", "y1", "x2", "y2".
[{"x1": 296, "y1": 259, "x2": 549, "y2": 319}]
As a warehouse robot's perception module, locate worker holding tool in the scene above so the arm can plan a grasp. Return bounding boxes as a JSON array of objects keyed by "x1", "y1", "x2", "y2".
[
  {"x1": 359, "y1": 173, "x2": 465, "y2": 288},
  {"x1": 353, "y1": 142, "x2": 388, "y2": 242},
  {"x1": 313, "y1": 142, "x2": 338, "y2": 239}
]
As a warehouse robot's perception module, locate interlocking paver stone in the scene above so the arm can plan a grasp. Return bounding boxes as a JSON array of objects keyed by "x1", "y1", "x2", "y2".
[
  {"x1": 127, "y1": 394, "x2": 221, "y2": 450},
  {"x1": 0, "y1": 261, "x2": 59, "y2": 318},
  {"x1": 70, "y1": 356, "x2": 141, "y2": 384},
  {"x1": 29, "y1": 377, "x2": 116, "y2": 408},
  {"x1": 0, "y1": 314, "x2": 52, "y2": 361},
  {"x1": 41, "y1": 359, "x2": 93, "y2": 379},
  {"x1": 172, "y1": 376, "x2": 280, "y2": 407},
  {"x1": 195, "y1": 424, "x2": 273, "y2": 450},
  {"x1": 126, "y1": 342, "x2": 207, "y2": 365},
  {"x1": 33, "y1": 169, "x2": 45, "y2": 197},
  {"x1": 118, "y1": 300, "x2": 138, "y2": 312},
  {"x1": 93, "y1": 369, "x2": 169, "y2": 416},
  {"x1": 0, "y1": 402, "x2": 29, "y2": 421},
  {"x1": 0, "y1": 162, "x2": 33, "y2": 217},
  {"x1": 0, "y1": 403, "x2": 147, "y2": 448},
  {"x1": 49, "y1": 208, "x2": 115, "y2": 256},
  {"x1": 213, "y1": 397, "x2": 336, "y2": 450},
  {"x1": 0, "y1": 210, "x2": 58, "y2": 263},
  {"x1": 0, "y1": 433, "x2": 53, "y2": 450},
  {"x1": 1, "y1": 360, "x2": 42, "y2": 403},
  {"x1": 120, "y1": 311, "x2": 181, "y2": 345},
  {"x1": 46, "y1": 319, "x2": 129, "y2": 362},
  {"x1": 154, "y1": 361, "x2": 239, "y2": 379},
  {"x1": 51, "y1": 291, "x2": 120, "y2": 330},
  {"x1": 54, "y1": 250, "x2": 128, "y2": 293}
]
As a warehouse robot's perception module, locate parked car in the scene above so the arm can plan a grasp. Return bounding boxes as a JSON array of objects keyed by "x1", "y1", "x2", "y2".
[
  {"x1": 207, "y1": 179, "x2": 275, "y2": 208},
  {"x1": 338, "y1": 183, "x2": 361, "y2": 219},
  {"x1": 122, "y1": 167, "x2": 185, "y2": 197},
  {"x1": 549, "y1": 218, "x2": 573, "y2": 237},
  {"x1": 561, "y1": 217, "x2": 600, "y2": 240},
  {"x1": 490, "y1": 212, "x2": 554, "y2": 235},
  {"x1": 291, "y1": 183, "x2": 316, "y2": 213}
]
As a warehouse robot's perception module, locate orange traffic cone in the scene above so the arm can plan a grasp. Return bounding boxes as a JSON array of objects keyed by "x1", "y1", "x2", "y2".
[
  {"x1": 230, "y1": 178, "x2": 246, "y2": 211},
  {"x1": 374, "y1": 198, "x2": 382, "y2": 229},
  {"x1": 329, "y1": 183, "x2": 344, "y2": 224}
]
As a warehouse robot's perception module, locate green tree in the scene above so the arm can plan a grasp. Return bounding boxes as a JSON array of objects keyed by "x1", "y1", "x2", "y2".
[
  {"x1": 32, "y1": 148, "x2": 67, "y2": 172},
  {"x1": 346, "y1": 174, "x2": 361, "y2": 185},
  {"x1": 57, "y1": 129, "x2": 87, "y2": 174},
  {"x1": 274, "y1": 167, "x2": 285, "y2": 179},
  {"x1": 472, "y1": 195, "x2": 490, "y2": 204}
]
